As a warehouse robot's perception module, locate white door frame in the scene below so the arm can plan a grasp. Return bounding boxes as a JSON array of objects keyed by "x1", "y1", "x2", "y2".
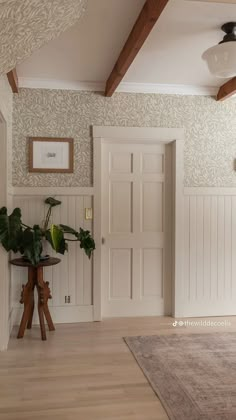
[
  {"x1": 0, "y1": 112, "x2": 9, "y2": 350},
  {"x1": 93, "y1": 126, "x2": 185, "y2": 320}
]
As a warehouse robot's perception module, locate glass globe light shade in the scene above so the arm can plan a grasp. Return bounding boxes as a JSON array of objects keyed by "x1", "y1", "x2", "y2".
[{"x1": 202, "y1": 41, "x2": 236, "y2": 78}]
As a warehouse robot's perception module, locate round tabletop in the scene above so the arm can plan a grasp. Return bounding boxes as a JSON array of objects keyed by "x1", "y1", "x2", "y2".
[{"x1": 10, "y1": 257, "x2": 61, "y2": 268}]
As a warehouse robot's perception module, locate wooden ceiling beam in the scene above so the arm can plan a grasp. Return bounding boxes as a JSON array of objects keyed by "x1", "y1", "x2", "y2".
[
  {"x1": 105, "y1": 0, "x2": 169, "y2": 97},
  {"x1": 217, "y1": 77, "x2": 236, "y2": 101},
  {"x1": 7, "y1": 68, "x2": 19, "y2": 93}
]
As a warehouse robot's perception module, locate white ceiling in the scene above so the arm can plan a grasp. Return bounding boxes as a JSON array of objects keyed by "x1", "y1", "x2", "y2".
[
  {"x1": 0, "y1": 0, "x2": 87, "y2": 74},
  {"x1": 17, "y1": 0, "x2": 236, "y2": 92}
]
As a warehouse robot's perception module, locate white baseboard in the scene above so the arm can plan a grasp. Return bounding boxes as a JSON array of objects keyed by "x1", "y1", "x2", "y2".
[
  {"x1": 175, "y1": 301, "x2": 236, "y2": 318},
  {"x1": 11, "y1": 305, "x2": 94, "y2": 327}
]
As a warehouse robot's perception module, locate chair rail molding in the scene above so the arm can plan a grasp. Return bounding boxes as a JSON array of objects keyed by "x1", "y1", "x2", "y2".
[
  {"x1": 12, "y1": 186, "x2": 94, "y2": 196},
  {"x1": 184, "y1": 187, "x2": 236, "y2": 196}
]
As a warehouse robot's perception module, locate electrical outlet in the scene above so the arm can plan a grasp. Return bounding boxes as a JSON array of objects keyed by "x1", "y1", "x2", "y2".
[{"x1": 65, "y1": 296, "x2": 71, "y2": 304}]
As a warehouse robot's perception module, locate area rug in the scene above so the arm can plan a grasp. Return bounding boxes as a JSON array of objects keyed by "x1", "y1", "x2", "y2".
[{"x1": 124, "y1": 333, "x2": 236, "y2": 420}]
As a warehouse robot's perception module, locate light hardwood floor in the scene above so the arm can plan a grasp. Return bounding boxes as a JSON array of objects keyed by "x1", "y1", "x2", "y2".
[{"x1": 1, "y1": 316, "x2": 236, "y2": 420}]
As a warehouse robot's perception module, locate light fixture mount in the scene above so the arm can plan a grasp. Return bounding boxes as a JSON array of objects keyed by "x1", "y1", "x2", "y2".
[{"x1": 219, "y1": 22, "x2": 236, "y2": 44}]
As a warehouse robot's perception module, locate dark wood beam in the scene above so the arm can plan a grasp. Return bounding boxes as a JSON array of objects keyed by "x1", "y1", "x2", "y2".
[
  {"x1": 7, "y1": 69, "x2": 18, "y2": 93},
  {"x1": 217, "y1": 77, "x2": 236, "y2": 101},
  {"x1": 105, "y1": 0, "x2": 169, "y2": 97}
]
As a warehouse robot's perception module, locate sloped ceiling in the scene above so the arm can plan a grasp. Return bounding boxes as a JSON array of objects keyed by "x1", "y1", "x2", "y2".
[{"x1": 0, "y1": 0, "x2": 87, "y2": 74}]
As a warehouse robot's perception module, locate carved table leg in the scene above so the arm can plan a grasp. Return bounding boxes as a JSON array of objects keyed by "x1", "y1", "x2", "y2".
[
  {"x1": 17, "y1": 268, "x2": 35, "y2": 339},
  {"x1": 27, "y1": 291, "x2": 35, "y2": 329},
  {"x1": 27, "y1": 268, "x2": 36, "y2": 330},
  {"x1": 36, "y1": 267, "x2": 47, "y2": 341},
  {"x1": 36, "y1": 267, "x2": 55, "y2": 340},
  {"x1": 43, "y1": 283, "x2": 55, "y2": 332}
]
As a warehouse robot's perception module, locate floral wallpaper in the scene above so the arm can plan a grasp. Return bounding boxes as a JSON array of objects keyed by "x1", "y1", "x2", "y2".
[
  {"x1": 12, "y1": 88, "x2": 236, "y2": 187},
  {"x1": 0, "y1": 0, "x2": 87, "y2": 74}
]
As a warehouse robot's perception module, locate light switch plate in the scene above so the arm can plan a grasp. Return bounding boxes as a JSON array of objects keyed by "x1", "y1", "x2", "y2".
[{"x1": 85, "y1": 208, "x2": 93, "y2": 220}]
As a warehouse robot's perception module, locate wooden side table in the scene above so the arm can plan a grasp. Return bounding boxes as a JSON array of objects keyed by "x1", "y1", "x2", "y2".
[{"x1": 10, "y1": 257, "x2": 61, "y2": 341}]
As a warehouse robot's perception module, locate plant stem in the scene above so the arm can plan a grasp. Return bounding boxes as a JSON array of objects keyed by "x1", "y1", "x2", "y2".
[
  {"x1": 64, "y1": 238, "x2": 79, "y2": 242},
  {"x1": 44, "y1": 206, "x2": 52, "y2": 231},
  {"x1": 21, "y1": 222, "x2": 32, "y2": 230}
]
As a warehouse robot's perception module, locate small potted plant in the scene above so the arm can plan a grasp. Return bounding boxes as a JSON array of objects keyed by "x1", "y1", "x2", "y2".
[{"x1": 0, "y1": 197, "x2": 95, "y2": 265}]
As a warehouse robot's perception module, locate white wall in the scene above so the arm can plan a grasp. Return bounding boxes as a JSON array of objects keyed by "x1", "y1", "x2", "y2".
[{"x1": 10, "y1": 88, "x2": 236, "y2": 321}]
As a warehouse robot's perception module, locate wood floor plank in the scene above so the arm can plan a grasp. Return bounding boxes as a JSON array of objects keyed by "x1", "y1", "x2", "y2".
[{"x1": 1, "y1": 316, "x2": 236, "y2": 420}]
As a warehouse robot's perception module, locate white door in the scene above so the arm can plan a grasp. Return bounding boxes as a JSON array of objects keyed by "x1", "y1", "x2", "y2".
[{"x1": 101, "y1": 142, "x2": 172, "y2": 317}]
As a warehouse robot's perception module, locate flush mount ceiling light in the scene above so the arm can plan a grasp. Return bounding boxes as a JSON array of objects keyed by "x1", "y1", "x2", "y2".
[{"x1": 202, "y1": 22, "x2": 236, "y2": 78}]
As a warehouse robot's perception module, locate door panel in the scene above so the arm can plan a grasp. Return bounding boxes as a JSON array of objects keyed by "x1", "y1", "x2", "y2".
[
  {"x1": 110, "y1": 152, "x2": 133, "y2": 174},
  {"x1": 142, "y1": 152, "x2": 164, "y2": 174},
  {"x1": 110, "y1": 182, "x2": 132, "y2": 233},
  {"x1": 110, "y1": 249, "x2": 132, "y2": 299},
  {"x1": 142, "y1": 182, "x2": 163, "y2": 232},
  {"x1": 102, "y1": 143, "x2": 171, "y2": 317},
  {"x1": 142, "y1": 248, "x2": 163, "y2": 298}
]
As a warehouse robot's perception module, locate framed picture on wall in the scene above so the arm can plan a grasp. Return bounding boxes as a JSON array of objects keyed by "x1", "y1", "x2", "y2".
[{"x1": 29, "y1": 137, "x2": 74, "y2": 173}]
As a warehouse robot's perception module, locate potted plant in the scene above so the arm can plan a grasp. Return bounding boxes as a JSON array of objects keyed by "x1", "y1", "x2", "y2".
[{"x1": 0, "y1": 197, "x2": 95, "y2": 265}]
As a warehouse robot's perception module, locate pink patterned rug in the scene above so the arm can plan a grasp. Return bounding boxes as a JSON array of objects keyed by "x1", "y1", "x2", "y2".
[{"x1": 124, "y1": 333, "x2": 236, "y2": 420}]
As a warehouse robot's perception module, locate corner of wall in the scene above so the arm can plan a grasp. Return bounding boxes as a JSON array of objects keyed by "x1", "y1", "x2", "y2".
[{"x1": 0, "y1": 75, "x2": 13, "y2": 349}]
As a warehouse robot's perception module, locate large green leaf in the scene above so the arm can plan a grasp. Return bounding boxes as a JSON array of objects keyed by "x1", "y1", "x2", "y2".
[
  {"x1": 59, "y1": 224, "x2": 78, "y2": 235},
  {"x1": 0, "y1": 203, "x2": 95, "y2": 263},
  {"x1": 0, "y1": 207, "x2": 22, "y2": 252},
  {"x1": 22, "y1": 225, "x2": 43, "y2": 265},
  {"x1": 45, "y1": 197, "x2": 61, "y2": 207},
  {"x1": 60, "y1": 225, "x2": 95, "y2": 259},
  {"x1": 50, "y1": 224, "x2": 68, "y2": 255},
  {"x1": 77, "y1": 228, "x2": 95, "y2": 259}
]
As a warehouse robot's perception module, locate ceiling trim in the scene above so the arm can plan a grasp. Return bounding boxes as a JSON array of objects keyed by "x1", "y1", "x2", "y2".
[
  {"x1": 118, "y1": 82, "x2": 218, "y2": 96},
  {"x1": 18, "y1": 77, "x2": 105, "y2": 92},
  {"x1": 18, "y1": 77, "x2": 219, "y2": 96},
  {"x1": 186, "y1": 0, "x2": 236, "y2": 3}
]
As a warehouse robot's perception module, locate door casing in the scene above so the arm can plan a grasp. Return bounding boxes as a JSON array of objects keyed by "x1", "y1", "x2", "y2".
[
  {"x1": 93, "y1": 126, "x2": 185, "y2": 320},
  {"x1": 0, "y1": 112, "x2": 9, "y2": 350}
]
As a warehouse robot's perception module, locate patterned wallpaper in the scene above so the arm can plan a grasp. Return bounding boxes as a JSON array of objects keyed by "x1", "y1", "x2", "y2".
[
  {"x1": 0, "y1": 0, "x2": 87, "y2": 74},
  {"x1": 0, "y1": 75, "x2": 12, "y2": 187},
  {"x1": 12, "y1": 88, "x2": 236, "y2": 187}
]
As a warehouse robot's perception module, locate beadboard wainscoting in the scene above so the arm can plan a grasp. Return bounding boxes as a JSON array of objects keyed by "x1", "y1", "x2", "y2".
[
  {"x1": 183, "y1": 188, "x2": 236, "y2": 317},
  {"x1": 9, "y1": 186, "x2": 236, "y2": 325},
  {"x1": 10, "y1": 189, "x2": 94, "y2": 326}
]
